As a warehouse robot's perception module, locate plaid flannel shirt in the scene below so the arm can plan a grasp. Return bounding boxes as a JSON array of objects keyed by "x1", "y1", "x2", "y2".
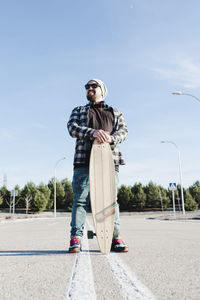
[{"x1": 67, "y1": 103, "x2": 128, "y2": 166}]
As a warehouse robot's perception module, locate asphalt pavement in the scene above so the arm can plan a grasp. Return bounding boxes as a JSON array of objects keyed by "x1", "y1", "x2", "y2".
[{"x1": 0, "y1": 211, "x2": 200, "y2": 300}]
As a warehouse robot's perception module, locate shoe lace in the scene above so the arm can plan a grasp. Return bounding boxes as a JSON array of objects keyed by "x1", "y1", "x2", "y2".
[
  {"x1": 71, "y1": 237, "x2": 80, "y2": 246},
  {"x1": 113, "y1": 238, "x2": 124, "y2": 245}
]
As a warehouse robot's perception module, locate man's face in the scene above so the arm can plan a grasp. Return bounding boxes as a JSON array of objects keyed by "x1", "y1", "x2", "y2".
[{"x1": 85, "y1": 80, "x2": 103, "y2": 102}]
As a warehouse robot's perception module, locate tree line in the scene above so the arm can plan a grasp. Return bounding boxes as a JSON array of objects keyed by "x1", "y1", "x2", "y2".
[
  {"x1": 117, "y1": 181, "x2": 199, "y2": 211},
  {"x1": 0, "y1": 179, "x2": 200, "y2": 213},
  {"x1": 0, "y1": 179, "x2": 73, "y2": 213}
]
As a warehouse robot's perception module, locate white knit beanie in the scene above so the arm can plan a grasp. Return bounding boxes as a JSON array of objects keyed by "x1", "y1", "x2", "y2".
[{"x1": 90, "y1": 78, "x2": 108, "y2": 100}]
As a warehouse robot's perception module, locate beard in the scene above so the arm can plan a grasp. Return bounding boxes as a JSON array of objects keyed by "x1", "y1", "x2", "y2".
[{"x1": 87, "y1": 90, "x2": 96, "y2": 102}]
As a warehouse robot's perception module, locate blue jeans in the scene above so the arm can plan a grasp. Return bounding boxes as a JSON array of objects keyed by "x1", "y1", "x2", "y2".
[{"x1": 70, "y1": 166, "x2": 120, "y2": 238}]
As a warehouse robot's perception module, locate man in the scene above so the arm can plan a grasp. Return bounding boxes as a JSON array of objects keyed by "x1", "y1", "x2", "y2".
[{"x1": 67, "y1": 78, "x2": 128, "y2": 253}]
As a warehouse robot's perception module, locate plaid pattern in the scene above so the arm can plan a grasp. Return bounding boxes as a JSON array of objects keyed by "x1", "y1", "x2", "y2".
[{"x1": 67, "y1": 103, "x2": 128, "y2": 166}]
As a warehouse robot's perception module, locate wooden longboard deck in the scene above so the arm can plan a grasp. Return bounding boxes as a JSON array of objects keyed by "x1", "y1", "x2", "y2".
[{"x1": 89, "y1": 139, "x2": 116, "y2": 254}]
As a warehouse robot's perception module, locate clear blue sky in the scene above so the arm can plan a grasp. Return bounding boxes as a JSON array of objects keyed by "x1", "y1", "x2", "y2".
[{"x1": 1, "y1": 0, "x2": 200, "y2": 190}]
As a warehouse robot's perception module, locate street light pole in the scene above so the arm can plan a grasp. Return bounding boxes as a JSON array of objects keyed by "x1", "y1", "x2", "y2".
[
  {"x1": 54, "y1": 157, "x2": 66, "y2": 218},
  {"x1": 172, "y1": 91, "x2": 200, "y2": 103},
  {"x1": 161, "y1": 141, "x2": 185, "y2": 215},
  {"x1": 171, "y1": 90, "x2": 199, "y2": 213}
]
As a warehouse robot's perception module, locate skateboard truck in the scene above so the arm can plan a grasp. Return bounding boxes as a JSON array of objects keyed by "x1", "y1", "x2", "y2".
[{"x1": 87, "y1": 230, "x2": 96, "y2": 239}]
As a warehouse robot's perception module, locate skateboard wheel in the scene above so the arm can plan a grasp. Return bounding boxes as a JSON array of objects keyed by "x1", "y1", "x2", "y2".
[{"x1": 87, "y1": 230, "x2": 94, "y2": 239}]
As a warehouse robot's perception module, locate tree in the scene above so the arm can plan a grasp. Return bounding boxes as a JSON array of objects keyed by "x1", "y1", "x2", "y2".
[
  {"x1": 25, "y1": 195, "x2": 32, "y2": 214},
  {"x1": 14, "y1": 185, "x2": 22, "y2": 208},
  {"x1": 117, "y1": 185, "x2": 133, "y2": 211},
  {"x1": 0, "y1": 186, "x2": 20, "y2": 213},
  {"x1": 158, "y1": 186, "x2": 170, "y2": 210},
  {"x1": 30, "y1": 190, "x2": 48, "y2": 212},
  {"x1": 0, "y1": 195, "x2": 3, "y2": 206},
  {"x1": 189, "y1": 181, "x2": 200, "y2": 208},
  {"x1": 21, "y1": 182, "x2": 37, "y2": 213},
  {"x1": 144, "y1": 181, "x2": 161, "y2": 209},
  {"x1": 61, "y1": 179, "x2": 74, "y2": 211},
  {"x1": 48, "y1": 178, "x2": 65, "y2": 209},
  {"x1": 0, "y1": 186, "x2": 11, "y2": 209},
  {"x1": 20, "y1": 182, "x2": 50, "y2": 213},
  {"x1": 184, "y1": 189, "x2": 198, "y2": 211},
  {"x1": 131, "y1": 183, "x2": 146, "y2": 211},
  {"x1": 9, "y1": 185, "x2": 21, "y2": 212},
  {"x1": 38, "y1": 183, "x2": 50, "y2": 209}
]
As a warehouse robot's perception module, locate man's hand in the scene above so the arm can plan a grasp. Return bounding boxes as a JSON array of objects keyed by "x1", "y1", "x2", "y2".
[{"x1": 93, "y1": 130, "x2": 111, "y2": 144}]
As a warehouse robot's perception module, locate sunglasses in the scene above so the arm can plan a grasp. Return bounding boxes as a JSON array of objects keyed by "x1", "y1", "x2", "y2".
[{"x1": 85, "y1": 83, "x2": 101, "y2": 90}]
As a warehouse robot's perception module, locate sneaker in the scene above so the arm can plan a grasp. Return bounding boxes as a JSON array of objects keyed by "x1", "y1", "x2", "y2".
[
  {"x1": 69, "y1": 236, "x2": 82, "y2": 253},
  {"x1": 111, "y1": 237, "x2": 128, "y2": 252}
]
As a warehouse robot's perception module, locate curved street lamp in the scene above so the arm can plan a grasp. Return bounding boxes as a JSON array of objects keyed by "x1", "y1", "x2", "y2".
[
  {"x1": 54, "y1": 157, "x2": 66, "y2": 218},
  {"x1": 172, "y1": 91, "x2": 200, "y2": 103},
  {"x1": 161, "y1": 141, "x2": 185, "y2": 215}
]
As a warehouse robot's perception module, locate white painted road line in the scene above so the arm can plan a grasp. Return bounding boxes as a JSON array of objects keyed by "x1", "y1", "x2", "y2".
[
  {"x1": 65, "y1": 229, "x2": 96, "y2": 300},
  {"x1": 105, "y1": 254, "x2": 156, "y2": 300},
  {"x1": 87, "y1": 219, "x2": 156, "y2": 300}
]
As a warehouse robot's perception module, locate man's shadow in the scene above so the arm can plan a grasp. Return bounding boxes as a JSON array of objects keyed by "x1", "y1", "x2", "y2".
[{"x1": 0, "y1": 249, "x2": 100, "y2": 256}]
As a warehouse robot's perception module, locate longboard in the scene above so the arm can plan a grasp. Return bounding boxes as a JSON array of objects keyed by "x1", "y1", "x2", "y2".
[{"x1": 89, "y1": 139, "x2": 116, "y2": 254}]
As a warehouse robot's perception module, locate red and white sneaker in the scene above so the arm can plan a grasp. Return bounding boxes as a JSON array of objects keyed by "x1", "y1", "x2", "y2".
[
  {"x1": 111, "y1": 237, "x2": 128, "y2": 252},
  {"x1": 69, "y1": 236, "x2": 82, "y2": 253}
]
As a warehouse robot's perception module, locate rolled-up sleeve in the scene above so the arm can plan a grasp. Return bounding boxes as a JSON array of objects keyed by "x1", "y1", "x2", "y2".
[{"x1": 110, "y1": 111, "x2": 128, "y2": 145}]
